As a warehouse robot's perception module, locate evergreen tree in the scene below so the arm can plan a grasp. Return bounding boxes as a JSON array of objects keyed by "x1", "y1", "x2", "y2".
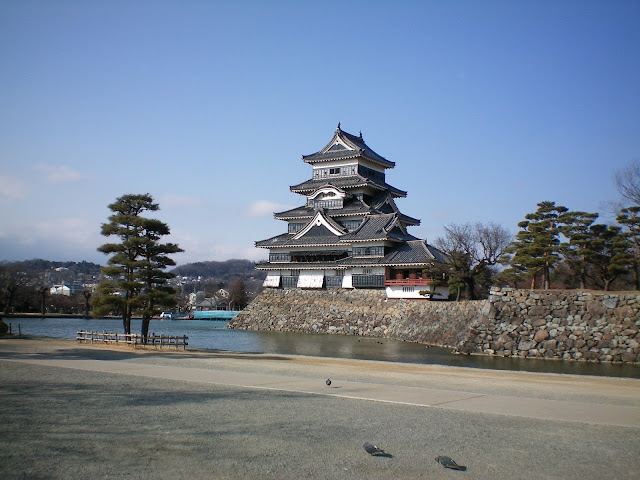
[
  {"x1": 507, "y1": 201, "x2": 567, "y2": 289},
  {"x1": 493, "y1": 259, "x2": 526, "y2": 289},
  {"x1": 420, "y1": 262, "x2": 447, "y2": 300},
  {"x1": 137, "y1": 218, "x2": 183, "y2": 338},
  {"x1": 617, "y1": 206, "x2": 640, "y2": 290},
  {"x1": 559, "y1": 211, "x2": 599, "y2": 289},
  {"x1": 588, "y1": 224, "x2": 632, "y2": 291},
  {"x1": 92, "y1": 194, "x2": 182, "y2": 336}
]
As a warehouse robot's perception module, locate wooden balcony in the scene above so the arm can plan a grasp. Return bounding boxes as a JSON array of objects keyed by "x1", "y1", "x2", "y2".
[{"x1": 385, "y1": 279, "x2": 432, "y2": 286}]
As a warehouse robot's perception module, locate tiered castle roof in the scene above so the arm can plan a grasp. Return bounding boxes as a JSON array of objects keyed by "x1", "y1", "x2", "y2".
[{"x1": 255, "y1": 124, "x2": 445, "y2": 272}]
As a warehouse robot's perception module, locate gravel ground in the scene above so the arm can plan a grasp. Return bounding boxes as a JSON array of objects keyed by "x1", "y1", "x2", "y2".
[{"x1": 1, "y1": 338, "x2": 639, "y2": 480}]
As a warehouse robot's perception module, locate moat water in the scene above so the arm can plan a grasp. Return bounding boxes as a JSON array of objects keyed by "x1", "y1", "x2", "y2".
[{"x1": 5, "y1": 317, "x2": 640, "y2": 378}]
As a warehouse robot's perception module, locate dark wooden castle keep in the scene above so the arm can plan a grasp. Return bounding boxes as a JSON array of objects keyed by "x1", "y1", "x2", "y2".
[{"x1": 255, "y1": 125, "x2": 448, "y2": 299}]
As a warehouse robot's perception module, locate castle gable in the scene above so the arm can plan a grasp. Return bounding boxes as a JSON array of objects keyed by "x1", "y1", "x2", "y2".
[{"x1": 293, "y1": 211, "x2": 345, "y2": 240}]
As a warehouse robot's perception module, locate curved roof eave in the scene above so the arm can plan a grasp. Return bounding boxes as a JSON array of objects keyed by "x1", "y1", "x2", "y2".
[{"x1": 301, "y1": 126, "x2": 395, "y2": 169}]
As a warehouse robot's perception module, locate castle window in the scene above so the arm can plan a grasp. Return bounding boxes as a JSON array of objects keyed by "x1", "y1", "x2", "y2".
[
  {"x1": 288, "y1": 223, "x2": 305, "y2": 233},
  {"x1": 329, "y1": 167, "x2": 341, "y2": 175},
  {"x1": 269, "y1": 252, "x2": 291, "y2": 262},
  {"x1": 341, "y1": 220, "x2": 362, "y2": 231},
  {"x1": 353, "y1": 246, "x2": 385, "y2": 257},
  {"x1": 307, "y1": 198, "x2": 343, "y2": 209}
]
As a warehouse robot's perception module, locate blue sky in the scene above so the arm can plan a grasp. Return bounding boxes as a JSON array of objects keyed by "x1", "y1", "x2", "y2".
[{"x1": 1, "y1": 1, "x2": 638, "y2": 266}]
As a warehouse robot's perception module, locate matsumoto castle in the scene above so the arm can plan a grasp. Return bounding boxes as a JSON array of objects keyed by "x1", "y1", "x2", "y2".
[{"x1": 256, "y1": 124, "x2": 448, "y2": 299}]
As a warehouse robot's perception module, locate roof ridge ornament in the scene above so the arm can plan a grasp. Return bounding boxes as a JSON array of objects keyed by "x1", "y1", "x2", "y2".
[
  {"x1": 359, "y1": 131, "x2": 363, "y2": 140},
  {"x1": 337, "y1": 122, "x2": 341, "y2": 131}
]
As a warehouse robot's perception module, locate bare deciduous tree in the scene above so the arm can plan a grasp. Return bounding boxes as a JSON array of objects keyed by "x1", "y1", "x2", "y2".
[
  {"x1": 435, "y1": 222, "x2": 511, "y2": 300},
  {"x1": 615, "y1": 159, "x2": 640, "y2": 206}
]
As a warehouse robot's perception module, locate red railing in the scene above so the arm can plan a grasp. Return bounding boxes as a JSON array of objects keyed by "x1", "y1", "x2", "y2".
[{"x1": 385, "y1": 279, "x2": 432, "y2": 286}]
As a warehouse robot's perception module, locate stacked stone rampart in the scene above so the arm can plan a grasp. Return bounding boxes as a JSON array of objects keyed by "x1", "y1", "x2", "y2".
[
  {"x1": 458, "y1": 287, "x2": 640, "y2": 363},
  {"x1": 228, "y1": 287, "x2": 640, "y2": 364},
  {"x1": 229, "y1": 288, "x2": 484, "y2": 347}
]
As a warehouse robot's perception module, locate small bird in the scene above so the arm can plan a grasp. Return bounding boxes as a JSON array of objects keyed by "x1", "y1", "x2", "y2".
[
  {"x1": 363, "y1": 442, "x2": 386, "y2": 456},
  {"x1": 326, "y1": 379, "x2": 331, "y2": 386},
  {"x1": 435, "y1": 456, "x2": 467, "y2": 471}
]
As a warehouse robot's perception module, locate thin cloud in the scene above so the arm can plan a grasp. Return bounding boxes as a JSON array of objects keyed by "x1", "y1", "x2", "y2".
[
  {"x1": 246, "y1": 200, "x2": 293, "y2": 217},
  {"x1": 34, "y1": 164, "x2": 83, "y2": 183},
  {"x1": 0, "y1": 174, "x2": 26, "y2": 203},
  {"x1": 0, "y1": 217, "x2": 103, "y2": 262},
  {"x1": 169, "y1": 231, "x2": 266, "y2": 265}
]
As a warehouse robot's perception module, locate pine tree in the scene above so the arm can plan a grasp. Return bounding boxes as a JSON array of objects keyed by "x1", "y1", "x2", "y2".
[
  {"x1": 92, "y1": 194, "x2": 182, "y2": 336},
  {"x1": 617, "y1": 206, "x2": 640, "y2": 290},
  {"x1": 507, "y1": 201, "x2": 568, "y2": 289},
  {"x1": 137, "y1": 218, "x2": 183, "y2": 338},
  {"x1": 420, "y1": 262, "x2": 447, "y2": 300},
  {"x1": 588, "y1": 224, "x2": 632, "y2": 291},
  {"x1": 559, "y1": 211, "x2": 599, "y2": 288}
]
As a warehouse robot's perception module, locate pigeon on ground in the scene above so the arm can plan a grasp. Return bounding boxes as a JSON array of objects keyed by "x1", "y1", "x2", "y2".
[
  {"x1": 363, "y1": 442, "x2": 386, "y2": 456},
  {"x1": 435, "y1": 456, "x2": 467, "y2": 471},
  {"x1": 326, "y1": 379, "x2": 331, "y2": 386}
]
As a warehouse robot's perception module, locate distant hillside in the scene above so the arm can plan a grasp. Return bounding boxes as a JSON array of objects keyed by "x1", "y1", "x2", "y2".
[
  {"x1": 171, "y1": 259, "x2": 265, "y2": 280},
  {"x1": 0, "y1": 258, "x2": 266, "y2": 288},
  {"x1": 0, "y1": 259, "x2": 102, "y2": 276}
]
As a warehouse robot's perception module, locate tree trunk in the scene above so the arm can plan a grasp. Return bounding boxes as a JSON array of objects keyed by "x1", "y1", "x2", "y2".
[
  {"x1": 604, "y1": 278, "x2": 612, "y2": 291},
  {"x1": 122, "y1": 305, "x2": 131, "y2": 335},
  {"x1": 83, "y1": 291, "x2": 91, "y2": 319},
  {"x1": 543, "y1": 263, "x2": 551, "y2": 290},
  {"x1": 40, "y1": 290, "x2": 47, "y2": 317},
  {"x1": 141, "y1": 315, "x2": 150, "y2": 340},
  {"x1": 463, "y1": 277, "x2": 476, "y2": 300}
]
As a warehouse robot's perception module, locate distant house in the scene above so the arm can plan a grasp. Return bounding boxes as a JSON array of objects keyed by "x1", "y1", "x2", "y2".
[
  {"x1": 50, "y1": 284, "x2": 71, "y2": 296},
  {"x1": 195, "y1": 297, "x2": 228, "y2": 311}
]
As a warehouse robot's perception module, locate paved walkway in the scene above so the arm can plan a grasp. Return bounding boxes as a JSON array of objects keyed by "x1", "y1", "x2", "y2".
[
  {"x1": 1, "y1": 338, "x2": 639, "y2": 480},
  {"x1": 4, "y1": 348, "x2": 639, "y2": 428}
]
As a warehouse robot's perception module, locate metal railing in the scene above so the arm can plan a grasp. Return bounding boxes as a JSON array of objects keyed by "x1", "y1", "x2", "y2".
[{"x1": 385, "y1": 279, "x2": 432, "y2": 286}]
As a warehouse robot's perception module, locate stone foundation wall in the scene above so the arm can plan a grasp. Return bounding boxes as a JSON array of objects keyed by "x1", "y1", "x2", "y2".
[
  {"x1": 229, "y1": 288, "x2": 485, "y2": 347},
  {"x1": 458, "y1": 287, "x2": 640, "y2": 364},
  {"x1": 228, "y1": 287, "x2": 640, "y2": 364}
]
